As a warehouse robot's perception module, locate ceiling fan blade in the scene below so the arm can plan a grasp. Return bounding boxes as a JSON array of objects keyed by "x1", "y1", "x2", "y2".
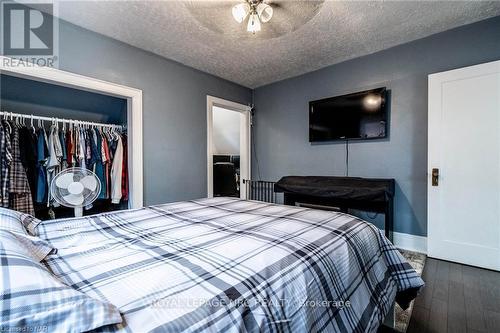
[
  {"x1": 55, "y1": 173, "x2": 75, "y2": 189},
  {"x1": 80, "y1": 175, "x2": 98, "y2": 192},
  {"x1": 63, "y1": 193, "x2": 85, "y2": 206}
]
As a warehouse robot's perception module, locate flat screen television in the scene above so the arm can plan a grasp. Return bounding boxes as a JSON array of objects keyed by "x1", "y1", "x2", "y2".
[{"x1": 309, "y1": 87, "x2": 388, "y2": 142}]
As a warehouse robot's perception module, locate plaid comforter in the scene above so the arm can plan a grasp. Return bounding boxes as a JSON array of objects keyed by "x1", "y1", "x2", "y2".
[{"x1": 35, "y1": 197, "x2": 424, "y2": 333}]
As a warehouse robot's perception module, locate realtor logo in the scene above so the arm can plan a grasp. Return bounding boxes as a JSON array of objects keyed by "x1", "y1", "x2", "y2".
[{"x1": 1, "y1": 1, "x2": 58, "y2": 67}]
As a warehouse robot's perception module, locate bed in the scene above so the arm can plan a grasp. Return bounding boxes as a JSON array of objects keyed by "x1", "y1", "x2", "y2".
[{"x1": 2, "y1": 197, "x2": 424, "y2": 332}]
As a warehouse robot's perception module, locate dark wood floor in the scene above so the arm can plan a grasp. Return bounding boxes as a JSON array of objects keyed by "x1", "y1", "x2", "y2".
[{"x1": 406, "y1": 258, "x2": 500, "y2": 333}]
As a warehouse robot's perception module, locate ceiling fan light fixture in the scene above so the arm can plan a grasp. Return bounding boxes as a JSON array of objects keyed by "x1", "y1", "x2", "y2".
[
  {"x1": 256, "y1": 3, "x2": 273, "y2": 23},
  {"x1": 232, "y1": 3, "x2": 250, "y2": 23},
  {"x1": 247, "y1": 12, "x2": 261, "y2": 33}
]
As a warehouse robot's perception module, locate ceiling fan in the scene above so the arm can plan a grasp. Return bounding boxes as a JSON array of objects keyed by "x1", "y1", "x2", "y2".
[{"x1": 232, "y1": 0, "x2": 273, "y2": 33}]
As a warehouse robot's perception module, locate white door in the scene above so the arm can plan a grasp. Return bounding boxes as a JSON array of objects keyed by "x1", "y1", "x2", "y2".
[{"x1": 428, "y1": 60, "x2": 500, "y2": 271}]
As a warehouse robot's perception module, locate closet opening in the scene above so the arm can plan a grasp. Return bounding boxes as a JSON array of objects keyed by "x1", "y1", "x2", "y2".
[{"x1": 0, "y1": 72, "x2": 138, "y2": 220}]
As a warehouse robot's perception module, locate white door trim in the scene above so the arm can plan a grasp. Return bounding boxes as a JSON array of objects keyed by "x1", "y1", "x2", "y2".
[
  {"x1": 0, "y1": 56, "x2": 144, "y2": 208},
  {"x1": 207, "y1": 95, "x2": 251, "y2": 198}
]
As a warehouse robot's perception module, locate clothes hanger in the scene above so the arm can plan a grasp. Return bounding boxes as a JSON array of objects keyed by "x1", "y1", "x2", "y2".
[
  {"x1": 29, "y1": 115, "x2": 36, "y2": 134},
  {"x1": 2, "y1": 113, "x2": 12, "y2": 133}
]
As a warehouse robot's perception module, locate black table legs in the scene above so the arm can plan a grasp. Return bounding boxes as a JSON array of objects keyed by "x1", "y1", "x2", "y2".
[{"x1": 385, "y1": 198, "x2": 394, "y2": 242}]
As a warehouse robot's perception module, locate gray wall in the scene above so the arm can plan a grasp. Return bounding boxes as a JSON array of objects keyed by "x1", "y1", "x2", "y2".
[
  {"x1": 1, "y1": 74, "x2": 127, "y2": 124},
  {"x1": 253, "y1": 16, "x2": 500, "y2": 237},
  {"x1": 55, "y1": 20, "x2": 251, "y2": 205}
]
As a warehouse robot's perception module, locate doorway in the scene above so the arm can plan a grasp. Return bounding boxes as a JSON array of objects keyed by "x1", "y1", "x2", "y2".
[{"x1": 207, "y1": 96, "x2": 251, "y2": 199}]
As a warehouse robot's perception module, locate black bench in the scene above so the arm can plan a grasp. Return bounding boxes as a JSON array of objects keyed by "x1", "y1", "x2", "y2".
[{"x1": 274, "y1": 176, "x2": 395, "y2": 242}]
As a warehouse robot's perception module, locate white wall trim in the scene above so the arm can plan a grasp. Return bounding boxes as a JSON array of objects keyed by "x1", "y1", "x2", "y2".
[
  {"x1": 0, "y1": 56, "x2": 143, "y2": 208},
  {"x1": 207, "y1": 95, "x2": 251, "y2": 198},
  {"x1": 393, "y1": 232, "x2": 427, "y2": 254}
]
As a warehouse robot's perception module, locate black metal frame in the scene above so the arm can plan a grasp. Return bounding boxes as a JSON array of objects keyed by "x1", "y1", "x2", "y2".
[{"x1": 243, "y1": 179, "x2": 276, "y2": 203}]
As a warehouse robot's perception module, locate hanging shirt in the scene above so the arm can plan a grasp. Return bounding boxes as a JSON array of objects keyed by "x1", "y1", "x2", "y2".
[
  {"x1": 88, "y1": 129, "x2": 99, "y2": 170},
  {"x1": 101, "y1": 133, "x2": 111, "y2": 199},
  {"x1": 111, "y1": 135, "x2": 123, "y2": 204},
  {"x1": 9, "y1": 124, "x2": 35, "y2": 215},
  {"x1": 101, "y1": 130, "x2": 108, "y2": 164},
  {"x1": 66, "y1": 128, "x2": 74, "y2": 167},
  {"x1": 121, "y1": 134, "x2": 128, "y2": 202},
  {"x1": 19, "y1": 126, "x2": 38, "y2": 202},
  {"x1": 77, "y1": 128, "x2": 86, "y2": 169},
  {"x1": 35, "y1": 128, "x2": 48, "y2": 203},
  {"x1": 94, "y1": 129, "x2": 106, "y2": 199},
  {"x1": 43, "y1": 127, "x2": 49, "y2": 152},
  {"x1": 108, "y1": 136, "x2": 118, "y2": 160},
  {"x1": 47, "y1": 125, "x2": 62, "y2": 169},
  {"x1": 59, "y1": 129, "x2": 67, "y2": 170},
  {"x1": 85, "y1": 130, "x2": 92, "y2": 169},
  {"x1": 0, "y1": 121, "x2": 12, "y2": 207},
  {"x1": 46, "y1": 125, "x2": 62, "y2": 207}
]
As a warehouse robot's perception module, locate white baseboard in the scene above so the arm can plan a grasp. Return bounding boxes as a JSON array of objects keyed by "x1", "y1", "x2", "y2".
[{"x1": 392, "y1": 232, "x2": 427, "y2": 254}]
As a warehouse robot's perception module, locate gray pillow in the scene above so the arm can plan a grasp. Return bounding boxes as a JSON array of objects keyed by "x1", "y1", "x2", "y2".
[
  {"x1": 0, "y1": 229, "x2": 123, "y2": 332},
  {"x1": 0, "y1": 208, "x2": 50, "y2": 261},
  {"x1": 0, "y1": 207, "x2": 40, "y2": 233}
]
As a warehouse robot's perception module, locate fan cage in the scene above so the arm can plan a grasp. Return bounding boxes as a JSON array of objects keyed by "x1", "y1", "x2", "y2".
[{"x1": 50, "y1": 167, "x2": 102, "y2": 208}]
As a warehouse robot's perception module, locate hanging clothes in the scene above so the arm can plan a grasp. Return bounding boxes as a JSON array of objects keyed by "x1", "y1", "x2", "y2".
[
  {"x1": 108, "y1": 134, "x2": 118, "y2": 160},
  {"x1": 111, "y1": 135, "x2": 123, "y2": 204},
  {"x1": 85, "y1": 129, "x2": 92, "y2": 169},
  {"x1": 8, "y1": 123, "x2": 35, "y2": 215},
  {"x1": 19, "y1": 126, "x2": 38, "y2": 202},
  {"x1": 121, "y1": 134, "x2": 128, "y2": 202},
  {"x1": 0, "y1": 113, "x2": 128, "y2": 216},
  {"x1": 0, "y1": 121, "x2": 12, "y2": 207},
  {"x1": 93, "y1": 128, "x2": 107, "y2": 199},
  {"x1": 46, "y1": 124, "x2": 63, "y2": 207},
  {"x1": 88, "y1": 128, "x2": 98, "y2": 170},
  {"x1": 66, "y1": 127, "x2": 74, "y2": 167},
  {"x1": 101, "y1": 132, "x2": 111, "y2": 199},
  {"x1": 77, "y1": 128, "x2": 87, "y2": 169},
  {"x1": 59, "y1": 129, "x2": 67, "y2": 170},
  {"x1": 73, "y1": 126, "x2": 80, "y2": 167},
  {"x1": 35, "y1": 127, "x2": 48, "y2": 203}
]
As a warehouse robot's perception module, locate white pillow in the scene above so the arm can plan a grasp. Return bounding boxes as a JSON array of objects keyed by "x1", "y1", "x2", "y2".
[
  {"x1": 0, "y1": 229, "x2": 123, "y2": 332},
  {"x1": 0, "y1": 208, "x2": 50, "y2": 261}
]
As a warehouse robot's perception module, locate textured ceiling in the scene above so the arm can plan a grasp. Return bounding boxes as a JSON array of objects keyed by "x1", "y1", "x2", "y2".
[{"x1": 52, "y1": 1, "x2": 500, "y2": 88}]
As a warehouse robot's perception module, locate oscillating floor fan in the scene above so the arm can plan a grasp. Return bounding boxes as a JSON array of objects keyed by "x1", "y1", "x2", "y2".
[{"x1": 51, "y1": 167, "x2": 101, "y2": 217}]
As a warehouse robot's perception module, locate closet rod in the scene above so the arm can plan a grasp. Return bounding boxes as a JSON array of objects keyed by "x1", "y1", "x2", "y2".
[{"x1": 0, "y1": 111, "x2": 124, "y2": 129}]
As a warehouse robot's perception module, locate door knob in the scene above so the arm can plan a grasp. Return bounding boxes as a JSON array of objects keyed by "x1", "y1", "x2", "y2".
[{"x1": 432, "y1": 168, "x2": 439, "y2": 186}]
